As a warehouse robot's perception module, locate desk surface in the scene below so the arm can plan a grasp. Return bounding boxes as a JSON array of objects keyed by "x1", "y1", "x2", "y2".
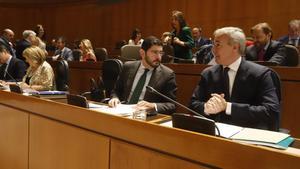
[{"x1": 1, "y1": 90, "x2": 300, "y2": 169}]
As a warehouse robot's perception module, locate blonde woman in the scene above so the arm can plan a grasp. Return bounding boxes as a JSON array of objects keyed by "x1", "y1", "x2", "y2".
[
  {"x1": 20, "y1": 46, "x2": 55, "y2": 91},
  {"x1": 79, "y1": 39, "x2": 96, "y2": 62}
]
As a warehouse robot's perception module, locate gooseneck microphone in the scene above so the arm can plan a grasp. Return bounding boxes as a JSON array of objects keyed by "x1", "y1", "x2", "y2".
[
  {"x1": 146, "y1": 85, "x2": 202, "y2": 116},
  {"x1": 146, "y1": 85, "x2": 220, "y2": 136}
]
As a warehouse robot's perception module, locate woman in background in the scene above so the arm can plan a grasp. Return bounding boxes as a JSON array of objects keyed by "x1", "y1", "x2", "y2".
[
  {"x1": 79, "y1": 39, "x2": 96, "y2": 62},
  {"x1": 170, "y1": 10, "x2": 194, "y2": 61},
  {"x1": 20, "y1": 46, "x2": 55, "y2": 91},
  {"x1": 128, "y1": 28, "x2": 144, "y2": 45}
]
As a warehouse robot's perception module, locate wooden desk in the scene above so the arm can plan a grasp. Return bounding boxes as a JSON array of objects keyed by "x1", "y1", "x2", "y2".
[
  {"x1": 53, "y1": 61, "x2": 300, "y2": 137},
  {"x1": 0, "y1": 90, "x2": 300, "y2": 169}
]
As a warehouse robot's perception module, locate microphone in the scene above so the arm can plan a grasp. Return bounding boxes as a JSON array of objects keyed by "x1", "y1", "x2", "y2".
[{"x1": 146, "y1": 85, "x2": 220, "y2": 136}]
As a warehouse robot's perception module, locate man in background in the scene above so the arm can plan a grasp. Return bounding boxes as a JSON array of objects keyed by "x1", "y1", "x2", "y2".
[
  {"x1": 53, "y1": 36, "x2": 73, "y2": 61},
  {"x1": 0, "y1": 29, "x2": 16, "y2": 57}
]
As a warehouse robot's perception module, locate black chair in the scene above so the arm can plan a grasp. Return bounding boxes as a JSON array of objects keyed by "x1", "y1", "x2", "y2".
[
  {"x1": 284, "y1": 44, "x2": 299, "y2": 67},
  {"x1": 72, "y1": 49, "x2": 82, "y2": 61},
  {"x1": 67, "y1": 94, "x2": 88, "y2": 108},
  {"x1": 82, "y1": 59, "x2": 123, "y2": 102},
  {"x1": 94, "y1": 47, "x2": 108, "y2": 61},
  {"x1": 161, "y1": 45, "x2": 174, "y2": 63},
  {"x1": 194, "y1": 44, "x2": 214, "y2": 64},
  {"x1": 55, "y1": 60, "x2": 69, "y2": 91}
]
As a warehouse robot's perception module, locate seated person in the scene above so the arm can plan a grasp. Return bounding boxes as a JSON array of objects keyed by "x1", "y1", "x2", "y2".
[
  {"x1": 245, "y1": 22, "x2": 287, "y2": 66},
  {"x1": 109, "y1": 36, "x2": 177, "y2": 115},
  {"x1": 79, "y1": 39, "x2": 96, "y2": 62},
  {"x1": 20, "y1": 46, "x2": 55, "y2": 91},
  {"x1": 189, "y1": 27, "x2": 280, "y2": 131},
  {"x1": 278, "y1": 19, "x2": 300, "y2": 47},
  {"x1": 0, "y1": 45, "x2": 26, "y2": 82},
  {"x1": 192, "y1": 27, "x2": 211, "y2": 50},
  {"x1": 128, "y1": 28, "x2": 144, "y2": 45},
  {"x1": 53, "y1": 36, "x2": 73, "y2": 61}
]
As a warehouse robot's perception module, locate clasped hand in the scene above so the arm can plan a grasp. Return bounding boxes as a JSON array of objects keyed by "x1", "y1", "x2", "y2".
[{"x1": 204, "y1": 93, "x2": 227, "y2": 115}]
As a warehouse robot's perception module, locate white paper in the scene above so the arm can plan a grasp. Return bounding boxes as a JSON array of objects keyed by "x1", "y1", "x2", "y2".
[
  {"x1": 215, "y1": 122, "x2": 243, "y2": 138},
  {"x1": 89, "y1": 103, "x2": 136, "y2": 117}
]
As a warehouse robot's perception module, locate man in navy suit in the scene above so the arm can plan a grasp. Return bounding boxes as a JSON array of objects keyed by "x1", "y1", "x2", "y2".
[
  {"x1": 189, "y1": 27, "x2": 280, "y2": 131},
  {"x1": 278, "y1": 19, "x2": 300, "y2": 47},
  {"x1": 15, "y1": 30, "x2": 36, "y2": 63},
  {"x1": 109, "y1": 36, "x2": 177, "y2": 115},
  {"x1": 192, "y1": 27, "x2": 211, "y2": 50},
  {"x1": 0, "y1": 45, "x2": 26, "y2": 81},
  {"x1": 245, "y1": 22, "x2": 287, "y2": 66}
]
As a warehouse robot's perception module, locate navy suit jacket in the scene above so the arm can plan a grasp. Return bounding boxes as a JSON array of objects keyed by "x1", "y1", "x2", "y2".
[
  {"x1": 0, "y1": 57, "x2": 26, "y2": 81},
  {"x1": 110, "y1": 61, "x2": 177, "y2": 115},
  {"x1": 54, "y1": 47, "x2": 74, "y2": 61},
  {"x1": 15, "y1": 39, "x2": 31, "y2": 63},
  {"x1": 245, "y1": 40, "x2": 287, "y2": 66},
  {"x1": 189, "y1": 58, "x2": 280, "y2": 131}
]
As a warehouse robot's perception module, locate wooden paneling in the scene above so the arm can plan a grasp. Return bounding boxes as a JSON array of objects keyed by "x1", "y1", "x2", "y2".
[
  {"x1": 0, "y1": 105, "x2": 28, "y2": 169},
  {"x1": 29, "y1": 114, "x2": 110, "y2": 169},
  {"x1": 110, "y1": 139, "x2": 211, "y2": 169},
  {"x1": 0, "y1": 0, "x2": 298, "y2": 53}
]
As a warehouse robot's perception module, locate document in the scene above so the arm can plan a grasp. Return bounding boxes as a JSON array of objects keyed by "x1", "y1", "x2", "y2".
[{"x1": 89, "y1": 103, "x2": 136, "y2": 117}]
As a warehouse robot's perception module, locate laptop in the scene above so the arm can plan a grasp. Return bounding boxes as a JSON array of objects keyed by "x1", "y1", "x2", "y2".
[{"x1": 172, "y1": 113, "x2": 216, "y2": 136}]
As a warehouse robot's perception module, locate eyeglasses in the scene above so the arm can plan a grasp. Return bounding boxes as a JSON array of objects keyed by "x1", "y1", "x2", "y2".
[{"x1": 150, "y1": 50, "x2": 164, "y2": 55}]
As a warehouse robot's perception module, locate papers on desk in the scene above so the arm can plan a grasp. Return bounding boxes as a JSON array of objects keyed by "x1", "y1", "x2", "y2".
[{"x1": 89, "y1": 103, "x2": 135, "y2": 117}]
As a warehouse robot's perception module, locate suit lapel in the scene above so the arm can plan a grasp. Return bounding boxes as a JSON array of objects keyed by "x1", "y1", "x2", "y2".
[
  {"x1": 124, "y1": 61, "x2": 141, "y2": 99},
  {"x1": 231, "y1": 59, "x2": 248, "y2": 100},
  {"x1": 144, "y1": 65, "x2": 162, "y2": 99}
]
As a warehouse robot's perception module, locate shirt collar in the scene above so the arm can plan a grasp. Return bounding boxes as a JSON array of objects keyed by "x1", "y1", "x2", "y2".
[{"x1": 223, "y1": 56, "x2": 242, "y2": 72}]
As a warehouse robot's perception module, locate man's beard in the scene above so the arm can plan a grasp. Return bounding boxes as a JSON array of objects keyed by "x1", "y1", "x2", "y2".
[{"x1": 145, "y1": 55, "x2": 160, "y2": 68}]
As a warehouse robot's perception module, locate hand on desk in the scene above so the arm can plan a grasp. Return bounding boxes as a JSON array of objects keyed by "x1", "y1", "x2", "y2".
[
  {"x1": 204, "y1": 93, "x2": 227, "y2": 115},
  {"x1": 108, "y1": 98, "x2": 121, "y2": 107},
  {"x1": 136, "y1": 100, "x2": 155, "y2": 112}
]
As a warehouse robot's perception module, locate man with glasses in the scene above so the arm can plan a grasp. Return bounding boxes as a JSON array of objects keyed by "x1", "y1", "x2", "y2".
[
  {"x1": 189, "y1": 27, "x2": 280, "y2": 131},
  {"x1": 109, "y1": 36, "x2": 177, "y2": 115}
]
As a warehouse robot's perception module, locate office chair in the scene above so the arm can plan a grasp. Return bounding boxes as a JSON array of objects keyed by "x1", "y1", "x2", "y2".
[
  {"x1": 120, "y1": 45, "x2": 141, "y2": 61},
  {"x1": 82, "y1": 59, "x2": 123, "y2": 102},
  {"x1": 194, "y1": 44, "x2": 214, "y2": 64},
  {"x1": 94, "y1": 47, "x2": 108, "y2": 61},
  {"x1": 72, "y1": 49, "x2": 82, "y2": 61},
  {"x1": 55, "y1": 60, "x2": 69, "y2": 91},
  {"x1": 161, "y1": 45, "x2": 174, "y2": 63},
  {"x1": 67, "y1": 94, "x2": 88, "y2": 108},
  {"x1": 284, "y1": 44, "x2": 299, "y2": 67}
]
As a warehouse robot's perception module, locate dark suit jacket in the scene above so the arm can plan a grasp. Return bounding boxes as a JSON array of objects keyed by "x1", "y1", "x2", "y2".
[
  {"x1": 172, "y1": 26, "x2": 194, "y2": 60},
  {"x1": 189, "y1": 58, "x2": 280, "y2": 131},
  {"x1": 0, "y1": 37, "x2": 15, "y2": 57},
  {"x1": 245, "y1": 40, "x2": 287, "y2": 66},
  {"x1": 194, "y1": 37, "x2": 212, "y2": 49},
  {"x1": 0, "y1": 57, "x2": 26, "y2": 81},
  {"x1": 278, "y1": 35, "x2": 290, "y2": 45},
  {"x1": 110, "y1": 61, "x2": 177, "y2": 115},
  {"x1": 15, "y1": 39, "x2": 31, "y2": 63}
]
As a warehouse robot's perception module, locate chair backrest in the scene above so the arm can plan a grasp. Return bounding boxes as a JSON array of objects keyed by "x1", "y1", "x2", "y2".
[
  {"x1": 162, "y1": 45, "x2": 174, "y2": 63},
  {"x1": 94, "y1": 47, "x2": 108, "y2": 61},
  {"x1": 67, "y1": 94, "x2": 88, "y2": 108},
  {"x1": 121, "y1": 45, "x2": 141, "y2": 60},
  {"x1": 195, "y1": 44, "x2": 213, "y2": 64},
  {"x1": 55, "y1": 60, "x2": 69, "y2": 91},
  {"x1": 72, "y1": 49, "x2": 82, "y2": 61},
  {"x1": 269, "y1": 69, "x2": 281, "y2": 131},
  {"x1": 284, "y1": 44, "x2": 299, "y2": 67},
  {"x1": 102, "y1": 59, "x2": 123, "y2": 97}
]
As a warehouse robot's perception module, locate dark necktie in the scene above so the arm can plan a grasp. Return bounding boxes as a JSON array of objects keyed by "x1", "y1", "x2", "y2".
[
  {"x1": 128, "y1": 69, "x2": 149, "y2": 104},
  {"x1": 257, "y1": 48, "x2": 265, "y2": 61},
  {"x1": 0, "y1": 63, "x2": 7, "y2": 79},
  {"x1": 223, "y1": 67, "x2": 230, "y2": 101}
]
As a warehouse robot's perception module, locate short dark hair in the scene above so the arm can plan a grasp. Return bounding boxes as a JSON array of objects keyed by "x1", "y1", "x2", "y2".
[
  {"x1": 131, "y1": 28, "x2": 141, "y2": 40},
  {"x1": 141, "y1": 36, "x2": 163, "y2": 51},
  {"x1": 57, "y1": 36, "x2": 66, "y2": 44},
  {"x1": 0, "y1": 45, "x2": 8, "y2": 53}
]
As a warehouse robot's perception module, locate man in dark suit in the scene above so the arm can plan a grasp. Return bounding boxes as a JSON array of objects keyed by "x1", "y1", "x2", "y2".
[
  {"x1": 0, "y1": 45, "x2": 26, "y2": 81},
  {"x1": 245, "y1": 22, "x2": 287, "y2": 66},
  {"x1": 0, "y1": 29, "x2": 16, "y2": 57},
  {"x1": 53, "y1": 37, "x2": 73, "y2": 61},
  {"x1": 15, "y1": 30, "x2": 36, "y2": 63},
  {"x1": 278, "y1": 19, "x2": 300, "y2": 47},
  {"x1": 192, "y1": 27, "x2": 211, "y2": 50},
  {"x1": 109, "y1": 36, "x2": 177, "y2": 115},
  {"x1": 189, "y1": 27, "x2": 280, "y2": 131}
]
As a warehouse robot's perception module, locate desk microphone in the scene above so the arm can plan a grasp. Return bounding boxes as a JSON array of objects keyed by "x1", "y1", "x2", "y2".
[{"x1": 146, "y1": 86, "x2": 220, "y2": 136}]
